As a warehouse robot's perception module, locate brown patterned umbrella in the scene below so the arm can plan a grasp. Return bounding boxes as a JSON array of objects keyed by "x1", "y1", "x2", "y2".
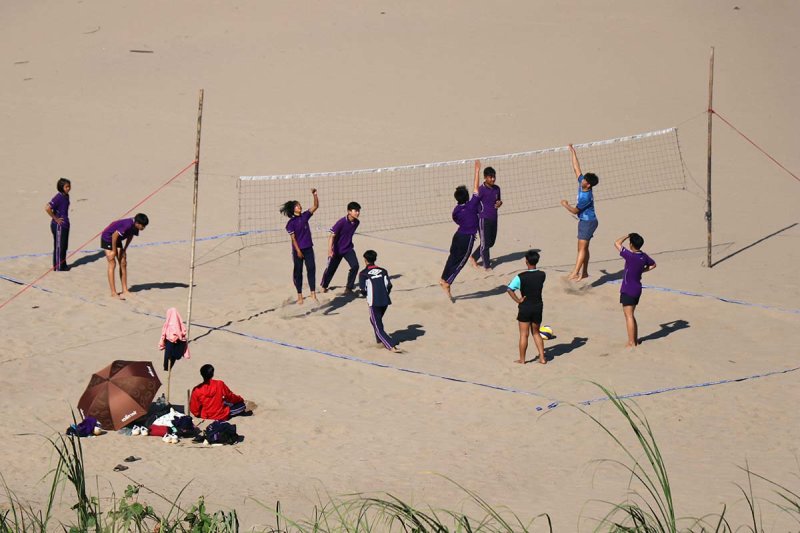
[{"x1": 77, "y1": 360, "x2": 162, "y2": 430}]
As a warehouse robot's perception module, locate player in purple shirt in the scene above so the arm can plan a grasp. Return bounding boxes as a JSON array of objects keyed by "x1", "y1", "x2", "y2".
[
  {"x1": 614, "y1": 233, "x2": 657, "y2": 347},
  {"x1": 281, "y1": 188, "x2": 319, "y2": 304},
  {"x1": 439, "y1": 160, "x2": 481, "y2": 301},
  {"x1": 470, "y1": 166, "x2": 502, "y2": 271},
  {"x1": 100, "y1": 213, "x2": 149, "y2": 299},
  {"x1": 44, "y1": 178, "x2": 72, "y2": 271},
  {"x1": 320, "y1": 201, "x2": 361, "y2": 294}
]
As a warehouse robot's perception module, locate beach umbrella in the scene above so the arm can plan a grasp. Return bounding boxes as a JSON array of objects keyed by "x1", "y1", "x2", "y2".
[{"x1": 77, "y1": 360, "x2": 162, "y2": 430}]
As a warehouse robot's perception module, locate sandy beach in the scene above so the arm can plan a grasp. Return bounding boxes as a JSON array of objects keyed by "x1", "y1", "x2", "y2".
[{"x1": 1, "y1": 1, "x2": 799, "y2": 530}]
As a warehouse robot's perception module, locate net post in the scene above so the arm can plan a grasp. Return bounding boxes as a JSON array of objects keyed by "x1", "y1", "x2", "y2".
[{"x1": 706, "y1": 47, "x2": 714, "y2": 268}]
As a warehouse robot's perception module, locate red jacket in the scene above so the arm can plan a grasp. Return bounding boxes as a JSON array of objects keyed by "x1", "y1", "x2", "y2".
[{"x1": 189, "y1": 379, "x2": 243, "y2": 420}]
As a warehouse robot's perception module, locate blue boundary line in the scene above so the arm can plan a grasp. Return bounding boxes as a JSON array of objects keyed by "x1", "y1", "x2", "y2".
[
  {"x1": 4, "y1": 229, "x2": 799, "y2": 315},
  {"x1": 1, "y1": 271, "x2": 797, "y2": 412},
  {"x1": 3, "y1": 223, "x2": 799, "y2": 412},
  {"x1": 536, "y1": 365, "x2": 800, "y2": 412}
]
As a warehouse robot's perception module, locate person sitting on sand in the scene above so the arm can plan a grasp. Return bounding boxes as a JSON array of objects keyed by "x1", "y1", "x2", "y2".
[{"x1": 189, "y1": 364, "x2": 249, "y2": 421}]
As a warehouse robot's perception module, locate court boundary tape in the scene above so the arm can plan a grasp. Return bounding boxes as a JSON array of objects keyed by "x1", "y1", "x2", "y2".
[
  {"x1": 1, "y1": 272, "x2": 797, "y2": 412},
  {"x1": 4, "y1": 230, "x2": 797, "y2": 314}
]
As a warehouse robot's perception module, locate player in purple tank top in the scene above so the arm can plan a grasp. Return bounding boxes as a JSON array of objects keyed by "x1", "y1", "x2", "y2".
[
  {"x1": 44, "y1": 178, "x2": 72, "y2": 271},
  {"x1": 281, "y1": 188, "x2": 319, "y2": 305},
  {"x1": 439, "y1": 160, "x2": 481, "y2": 301},
  {"x1": 100, "y1": 213, "x2": 149, "y2": 299},
  {"x1": 614, "y1": 232, "x2": 657, "y2": 347}
]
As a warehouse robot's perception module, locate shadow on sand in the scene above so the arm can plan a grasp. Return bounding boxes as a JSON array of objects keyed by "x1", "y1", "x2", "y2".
[
  {"x1": 544, "y1": 336, "x2": 588, "y2": 361},
  {"x1": 391, "y1": 324, "x2": 425, "y2": 344},
  {"x1": 129, "y1": 282, "x2": 190, "y2": 293},
  {"x1": 639, "y1": 319, "x2": 690, "y2": 343},
  {"x1": 69, "y1": 251, "x2": 105, "y2": 269}
]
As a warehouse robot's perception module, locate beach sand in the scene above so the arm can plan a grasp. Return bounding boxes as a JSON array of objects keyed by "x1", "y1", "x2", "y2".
[{"x1": 1, "y1": 1, "x2": 799, "y2": 529}]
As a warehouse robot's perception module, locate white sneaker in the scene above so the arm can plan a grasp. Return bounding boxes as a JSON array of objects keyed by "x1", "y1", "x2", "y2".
[
  {"x1": 169, "y1": 434, "x2": 179, "y2": 444},
  {"x1": 131, "y1": 426, "x2": 141, "y2": 436},
  {"x1": 140, "y1": 427, "x2": 149, "y2": 437},
  {"x1": 162, "y1": 434, "x2": 172, "y2": 443}
]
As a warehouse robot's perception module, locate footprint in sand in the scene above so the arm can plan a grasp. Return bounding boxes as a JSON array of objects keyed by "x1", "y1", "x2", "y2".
[{"x1": 559, "y1": 275, "x2": 592, "y2": 295}]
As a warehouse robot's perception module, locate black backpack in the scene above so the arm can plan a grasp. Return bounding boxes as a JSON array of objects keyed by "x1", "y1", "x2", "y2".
[{"x1": 205, "y1": 421, "x2": 239, "y2": 445}]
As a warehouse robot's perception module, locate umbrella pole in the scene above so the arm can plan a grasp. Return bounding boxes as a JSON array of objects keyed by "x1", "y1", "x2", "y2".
[{"x1": 168, "y1": 89, "x2": 204, "y2": 405}]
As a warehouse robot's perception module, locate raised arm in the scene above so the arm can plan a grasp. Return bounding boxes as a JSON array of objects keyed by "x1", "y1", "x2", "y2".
[
  {"x1": 309, "y1": 188, "x2": 319, "y2": 214},
  {"x1": 569, "y1": 144, "x2": 582, "y2": 178},
  {"x1": 614, "y1": 234, "x2": 629, "y2": 252},
  {"x1": 473, "y1": 160, "x2": 481, "y2": 194}
]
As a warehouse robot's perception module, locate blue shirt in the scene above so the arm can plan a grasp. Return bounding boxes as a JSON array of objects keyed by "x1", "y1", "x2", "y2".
[{"x1": 576, "y1": 175, "x2": 596, "y2": 221}]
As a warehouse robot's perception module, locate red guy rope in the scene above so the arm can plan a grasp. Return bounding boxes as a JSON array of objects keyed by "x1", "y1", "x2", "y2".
[
  {"x1": 711, "y1": 109, "x2": 799, "y2": 183},
  {"x1": 0, "y1": 160, "x2": 197, "y2": 311}
]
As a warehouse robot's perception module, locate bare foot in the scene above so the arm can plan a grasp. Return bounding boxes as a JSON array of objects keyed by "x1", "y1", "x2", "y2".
[
  {"x1": 310, "y1": 292, "x2": 319, "y2": 303},
  {"x1": 296, "y1": 294, "x2": 304, "y2": 305},
  {"x1": 484, "y1": 267, "x2": 493, "y2": 272},
  {"x1": 121, "y1": 291, "x2": 132, "y2": 298},
  {"x1": 538, "y1": 358, "x2": 547, "y2": 364},
  {"x1": 390, "y1": 346, "x2": 403, "y2": 353},
  {"x1": 321, "y1": 286, "x2": 329, "y2": 293},
  {"x1": 111, "y1": 293, "x2": 125, "y2": 300},
  {"x1": 438, "y1": 279, "x2": 453, "y2": 301},
  {"x1": 469, "y1": 257, "x2": 480, "y2": 269},
  {"x1": 626, "y1": 343, "x2": 637, "y2": 348},
  {"x1": 514, "y1": 359, "x2": 526, "y2": 364}
]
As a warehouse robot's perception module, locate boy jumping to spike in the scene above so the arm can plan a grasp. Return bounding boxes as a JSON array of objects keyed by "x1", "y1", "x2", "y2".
[
  {"x1": 614, "y1": 233, "x2": 656, "y2": 347},
  {"x1": 470, "y1": 166, "x2": 502, "y2": 270},
  {"x1": 439, "y1": 160, "x2": 482, "y2": 300},
  {"x1": 560, "y1": 144, "x2": 599, "y2": 281},
  {"x1": 506, "y1": 249, "x2": 547, "y2": 364},
  {"x1": 320, "y1": 201, "x2": 361, "y2": 294},
  {"x1": 358, "y1": 250, "x2": 401, "y2": 353}
]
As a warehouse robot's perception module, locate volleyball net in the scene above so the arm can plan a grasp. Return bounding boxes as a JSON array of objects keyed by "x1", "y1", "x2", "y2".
[{"x1": 238, "y1": 128, "x2": 685, "y2": 246}]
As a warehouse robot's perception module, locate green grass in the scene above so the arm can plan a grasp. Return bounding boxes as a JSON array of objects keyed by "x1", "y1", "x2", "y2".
[{"x1": 2, "y1": 386, "x2": 797, "y2": 532}]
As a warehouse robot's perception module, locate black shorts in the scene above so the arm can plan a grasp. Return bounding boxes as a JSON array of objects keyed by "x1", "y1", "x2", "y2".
[
  {"x1": 100, "y1": 238, "x2": 123, "y2": 251},
  {"x1": 620, "y1": 293, "x2": 641, "y2": 306},
  {"x1": 517, "y1": 304, "x2": 543, "y2": 324}
]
